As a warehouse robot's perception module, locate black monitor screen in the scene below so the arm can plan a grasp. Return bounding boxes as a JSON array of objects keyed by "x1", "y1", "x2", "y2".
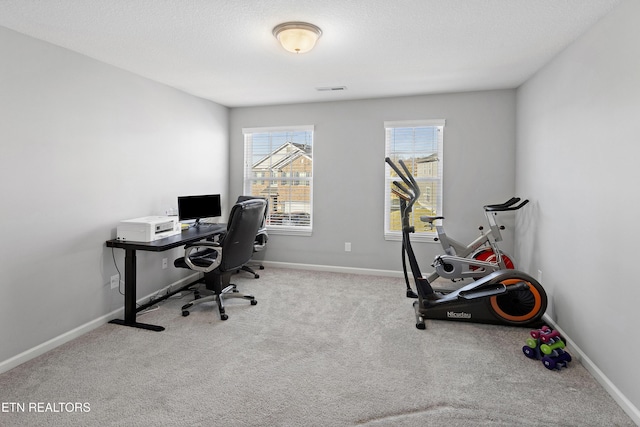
[{"x1": 178, "y1": 194, "x2": 222, "y2": 222}]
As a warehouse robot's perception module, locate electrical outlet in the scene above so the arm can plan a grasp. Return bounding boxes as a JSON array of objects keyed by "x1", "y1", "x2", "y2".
[
  {"x1": 162, "y1": 258, "x2": 168, "y2": 269},
  {"x1": 345, "y1": 242, "x2": 351, "y2": 252},
  {"x1": 110, "y1": 274, "x2": 120, "y2": 289}
]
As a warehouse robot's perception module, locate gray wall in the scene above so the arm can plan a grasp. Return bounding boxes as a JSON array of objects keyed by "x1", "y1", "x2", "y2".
[
  {"x1": 0, "y1": 27, "x2": 229, "y2": 364},
  {"x1": 515, "y1": 0, "x2": 640, "y2": 413},
  {"x1": 229, "y1": 90, "x2": 518, "y2": 272}
]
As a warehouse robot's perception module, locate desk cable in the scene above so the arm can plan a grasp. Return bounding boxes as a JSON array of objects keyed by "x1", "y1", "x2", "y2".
[
  {"x1": 111, "y1": 247, "x2": 197, "y2": 313},
  {"x1": 111, "y1": 247, "x2": 126, "y2": 298}
]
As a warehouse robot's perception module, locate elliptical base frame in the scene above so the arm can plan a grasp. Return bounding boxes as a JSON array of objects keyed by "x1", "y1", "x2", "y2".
[{"x1": 414, "y1": 271, "x2": 547, "y2": 329}]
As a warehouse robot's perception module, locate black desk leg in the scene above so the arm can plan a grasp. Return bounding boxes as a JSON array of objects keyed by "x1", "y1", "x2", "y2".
[{"x1": 109, "y1": 248, "x2": 165, "y2": 332}]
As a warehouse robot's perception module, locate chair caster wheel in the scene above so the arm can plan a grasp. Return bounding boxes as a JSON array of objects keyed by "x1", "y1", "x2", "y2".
[
  {"x1": 416, "y1": 322, "x2": 426, "y2": 330},
  {"x1": 259, "y1": 266, "x2": 265, "y2": 270},
  {"x1": 221, "y1": 314, "x2": 229, "y2": 320},
  {"x1": 254, "y1": 274, "x2": 260, "y2": 279},
  {"x1": 251, "y1": 300, "x2": 258, "y2": 305},
  {"x1": 182, "y1": 310, "x2": 190, "y2": 317}
]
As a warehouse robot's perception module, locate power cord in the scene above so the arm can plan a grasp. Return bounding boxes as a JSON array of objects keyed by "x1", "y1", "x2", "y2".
[
  {"x1": 111, "y1": 247, "x2": 125, "y2": 297},
  {"x1": 111, "y1": 248, "x2": 201, "y2": 311},
  {"x1": 137, "y1": 305, "x2": 159, "y2": 316}
]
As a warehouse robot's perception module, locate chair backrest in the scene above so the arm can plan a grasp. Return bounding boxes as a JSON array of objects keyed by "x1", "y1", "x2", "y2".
[
  {"x1": 236, "y1": 195, "x2": 268, "y2": 228},
  {"x1": 236, "y1": 195, "x2": 269, "y2": 251},
  {"x1": 219, "y1": 198, "x2": 267, "y2": 272}
]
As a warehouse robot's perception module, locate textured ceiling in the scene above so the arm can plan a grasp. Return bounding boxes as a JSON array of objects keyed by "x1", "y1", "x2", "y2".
[{"x1": 0, "y1": 0, "x2": 622, "y2": 107}]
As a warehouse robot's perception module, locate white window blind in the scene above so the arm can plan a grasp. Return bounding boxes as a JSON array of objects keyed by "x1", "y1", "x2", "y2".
[
  {"x1": 243, "y1": 125, "x2": 314, "y2": 236},
  {"x1": 384, "y1": 119, "x2": 445, "y2": 241}
]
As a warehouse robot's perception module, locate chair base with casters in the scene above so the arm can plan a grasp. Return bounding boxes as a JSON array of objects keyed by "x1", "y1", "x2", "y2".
[
  {"x1": 237, "y1": 263, "x2": 265, "y2": 279},
  {"x1": 180, "y1": 271, "x2": 257, "y2": 320}
]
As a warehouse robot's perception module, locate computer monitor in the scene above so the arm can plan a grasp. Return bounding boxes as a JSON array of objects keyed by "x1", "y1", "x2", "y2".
[{"x1": 177, "y1": 194, "x2": 222, "y2": 226}]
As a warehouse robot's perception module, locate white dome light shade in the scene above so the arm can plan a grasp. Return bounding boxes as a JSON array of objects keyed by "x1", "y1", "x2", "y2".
[{"x1": 273, "y1": 22, "x2": 322, "y2": 54}]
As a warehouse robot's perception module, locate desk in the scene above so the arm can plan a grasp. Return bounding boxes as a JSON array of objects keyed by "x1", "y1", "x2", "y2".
[{"x1": 106, "y1": 224, "x2": 225, "y2": 331}]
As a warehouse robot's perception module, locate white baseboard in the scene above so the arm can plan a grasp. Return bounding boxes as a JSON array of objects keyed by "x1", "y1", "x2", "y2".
[
  {"x1": 0, "y1": 273, "x2": 200, "y2": 375},
  {"x1": 261, "y1": 260, "x2": 404, "y2": 278},
  {"x1": 543, "y1": 315, "x2": 640, "y2": 425},
  {"x1": 0, "y1": 310, "x2": 119, "y2": 375}
]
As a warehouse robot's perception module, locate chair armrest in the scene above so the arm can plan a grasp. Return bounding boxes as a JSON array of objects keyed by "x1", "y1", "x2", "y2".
[
  {"x1": 184, "y1": 243, "x2": 222, "y2": 273},
  {"x1": 184, "y1": 241, "x2": 220, "y2": 249},
  {"x1": 254, "y1": 231, "x2": 268, "y2": 251}
]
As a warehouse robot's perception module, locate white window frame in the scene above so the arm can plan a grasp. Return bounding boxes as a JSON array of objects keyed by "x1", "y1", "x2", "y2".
[
  {"x1": 243, "y1": 125, "x2": 314, "y2": 236},
  {"x1": 384, "y1": 119, "x2": 445, "y2": 242}
]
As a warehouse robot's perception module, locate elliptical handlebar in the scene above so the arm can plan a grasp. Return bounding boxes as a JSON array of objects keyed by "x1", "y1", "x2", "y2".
[
  {"x1": 484, "y1": 198, "x2": 529, "y2": 212},
  {"x1": 385, "y1": 157, "x2": 427, "y2": 300},
  {"x1": 385, "y1": 157, "x2": 420, "y2": 211},
  {"x1": 392, "y1": 180, "x2": 413, "y2": 201}
]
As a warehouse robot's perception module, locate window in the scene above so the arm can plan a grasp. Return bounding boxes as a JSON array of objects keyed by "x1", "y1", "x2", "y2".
[
  {"x1": 243, "y1": 125, "x2": 314, "y2": 236},
  {"x1": 384, "y1": 120, "x2": 445, "y2": 241}
]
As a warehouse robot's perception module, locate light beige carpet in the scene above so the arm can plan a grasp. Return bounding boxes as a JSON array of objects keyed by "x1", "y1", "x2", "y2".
[{"x1": 0, "y1": 268, "x2": 634, "y2": 426}]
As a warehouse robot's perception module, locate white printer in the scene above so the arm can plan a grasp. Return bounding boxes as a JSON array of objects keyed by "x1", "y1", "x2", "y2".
[{"x1": 116, "y1": 216, "x2": 181, "y2": 242}]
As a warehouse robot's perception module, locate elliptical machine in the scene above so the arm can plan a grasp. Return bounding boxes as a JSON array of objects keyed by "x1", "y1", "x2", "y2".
[{"x1": 386, "y1": 157, "x2": 547, "y2": 329}]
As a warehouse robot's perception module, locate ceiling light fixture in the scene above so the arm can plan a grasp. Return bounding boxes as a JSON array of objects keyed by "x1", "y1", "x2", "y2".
[{"x1": 273, "y1": 22, "x2": 322, "y2": 54}]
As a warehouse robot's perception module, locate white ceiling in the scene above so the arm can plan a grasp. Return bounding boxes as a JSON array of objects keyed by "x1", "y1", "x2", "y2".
[{"x1": 0, "y1": 0, "x2": 621, "y2": 108}]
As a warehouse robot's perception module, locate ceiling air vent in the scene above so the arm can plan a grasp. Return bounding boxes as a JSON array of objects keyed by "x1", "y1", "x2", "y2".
[{"x1": 316, "y1": 86, "x2": 347, "y2": 92}]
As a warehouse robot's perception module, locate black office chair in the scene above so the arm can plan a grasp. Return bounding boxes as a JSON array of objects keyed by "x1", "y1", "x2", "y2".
[
  {"x1": 175, "y1": 198, "x2": 267, "y2": 320},
  {"x1": 235, "y1": 195, "x2": 268, "y2": 279}
]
